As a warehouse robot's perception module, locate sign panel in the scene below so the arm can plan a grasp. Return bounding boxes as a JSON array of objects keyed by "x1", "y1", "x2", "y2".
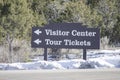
[{"x1": 31, "y1": 23, "x2": 100, "y2": 49}]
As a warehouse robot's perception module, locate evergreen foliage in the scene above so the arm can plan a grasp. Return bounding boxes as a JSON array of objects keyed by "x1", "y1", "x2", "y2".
[{"x1": 0, "y1": 0, "x2": 120, "y2": 62}]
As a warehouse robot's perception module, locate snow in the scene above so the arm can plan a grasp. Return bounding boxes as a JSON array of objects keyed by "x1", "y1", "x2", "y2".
[{"x1": 0, "y1": 49, "x2": 120, "y2": 70}]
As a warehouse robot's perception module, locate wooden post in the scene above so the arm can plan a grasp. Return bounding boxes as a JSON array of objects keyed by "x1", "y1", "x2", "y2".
[
  {"x1": 83, "y1": 49, "x2": 87, "y2": 60},
  {"x1": 44, "y1": 48, "x2": 47, "y2": 61}
]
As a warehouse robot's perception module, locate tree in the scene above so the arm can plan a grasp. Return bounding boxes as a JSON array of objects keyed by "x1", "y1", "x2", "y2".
[
  {"x1": 0, "y1": 0, "x2": 34, "y2": 62},
  {"x1": 28, "y1": 0, "x2": 47, "y2": 26},
  {"x1": 61, "y1": 1, "x2": 102, "y2": 27},
  {"x1": 110, "y1": 16, "x2": 120, "y2": 44},
  {"x1": 96, "y1": 0, "x2": 118, "y2": 34},
  {"x1": 87, "y1": 0, "x2": 100, "y2": 8},
  {"x1": 109, "y1": 0, "x2": 120, "y2": 43},
  {"x1": 0, "y1": 25, "x2": 4, "y2": 44}
]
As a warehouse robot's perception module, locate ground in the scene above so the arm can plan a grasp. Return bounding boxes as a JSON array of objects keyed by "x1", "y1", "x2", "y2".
[{"x1": 0, "y1": 49, "x2": 120, "y2": 70}]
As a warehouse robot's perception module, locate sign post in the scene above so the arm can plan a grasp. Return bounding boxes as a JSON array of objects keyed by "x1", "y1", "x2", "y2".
[
  {"x1": 44, "y1": 48, "x2": 47, "y2": 61},
  {"x1": 83, "y1": 49, "x2": 87, "y2": 60},
  {"x1": 31, "y1": 23, "x2": 100, "y2": 60}
]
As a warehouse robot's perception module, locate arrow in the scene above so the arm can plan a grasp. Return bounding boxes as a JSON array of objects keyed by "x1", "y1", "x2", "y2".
[
  {"x1": 34, "y1": 29, "x2": 42, "y2": 35},
  {"x1": 34, "y1": 39, "x2": 42, "y2": 45}
]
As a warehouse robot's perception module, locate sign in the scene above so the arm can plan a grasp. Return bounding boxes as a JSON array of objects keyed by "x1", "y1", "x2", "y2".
[{"x1": 31, "y1": 23, "x2": 100, "y2": 49}]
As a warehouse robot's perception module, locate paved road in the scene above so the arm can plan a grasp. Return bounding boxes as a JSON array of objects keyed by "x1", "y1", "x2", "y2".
[{"x1": 0, "y1": 68, "x2": 120, "y2": 80}]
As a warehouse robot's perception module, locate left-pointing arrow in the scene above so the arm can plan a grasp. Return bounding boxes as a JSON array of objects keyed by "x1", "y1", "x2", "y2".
[
  {"x1": 34, "y1": 29, "x2": 42, "y2": 35},
  {"x1": 34, "y1": 39, "x2": 42, "y2": 45}
]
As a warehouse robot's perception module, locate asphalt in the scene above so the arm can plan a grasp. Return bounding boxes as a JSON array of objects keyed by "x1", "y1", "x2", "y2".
[{"x1": 0, "y1": 68, "x2": 120, "y2": 80}]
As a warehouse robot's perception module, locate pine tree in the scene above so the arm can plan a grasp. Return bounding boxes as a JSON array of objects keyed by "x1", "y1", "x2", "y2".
[{"x1": 0, "y1": 0, "x2": 34, "y2": 62}]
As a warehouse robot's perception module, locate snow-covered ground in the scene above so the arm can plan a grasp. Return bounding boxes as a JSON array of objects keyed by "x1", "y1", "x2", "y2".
[{"x1": 0, "y1": 49, "x2": 120, "y2": 70}]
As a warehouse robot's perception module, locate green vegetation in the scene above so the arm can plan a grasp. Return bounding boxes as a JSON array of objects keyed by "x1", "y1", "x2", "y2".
[{"x1": 0, "y1": 0, "x2": 120, "y2": 62}]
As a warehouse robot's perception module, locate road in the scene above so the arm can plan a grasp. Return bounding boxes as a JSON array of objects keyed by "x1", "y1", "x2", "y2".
[{"x1": 0, "y1": 68, "x2": 120, "y2": 80}]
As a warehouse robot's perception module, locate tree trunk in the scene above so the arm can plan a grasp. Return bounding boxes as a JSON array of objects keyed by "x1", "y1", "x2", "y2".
[
  {"x1": 8, "y1": 42, "x2": 13, "y2": 63},
  {"x1": 6, "y1": 34, "x2": 13, "y2": 63}
]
